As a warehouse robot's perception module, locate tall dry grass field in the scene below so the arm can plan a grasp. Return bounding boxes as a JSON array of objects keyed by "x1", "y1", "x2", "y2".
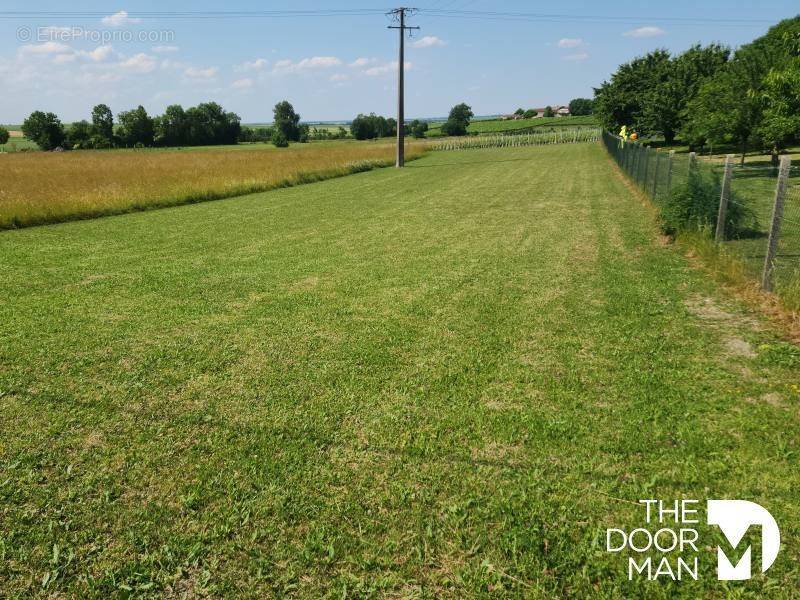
[{"x1": 0, "y1": 140, "x2": 424, "y2": 229}]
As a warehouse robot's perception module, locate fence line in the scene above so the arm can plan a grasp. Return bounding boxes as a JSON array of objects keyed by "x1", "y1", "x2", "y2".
[{"x1": 601, "y1": 130, "x2": 800, "y2": 307}]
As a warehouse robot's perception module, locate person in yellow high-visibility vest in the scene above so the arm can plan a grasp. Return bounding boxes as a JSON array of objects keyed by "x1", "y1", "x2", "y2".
[{"x1": 619, "y1": 124, "x2": 628, "y2": 147}]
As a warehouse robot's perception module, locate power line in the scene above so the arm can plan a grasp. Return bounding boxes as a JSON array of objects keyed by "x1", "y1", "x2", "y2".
[
  {"x1": 417, "y1": 9, "x2": 777, "y2": 26},
  {"x1": 0, "y1": 9, "x2": 776, "y2": 25}
]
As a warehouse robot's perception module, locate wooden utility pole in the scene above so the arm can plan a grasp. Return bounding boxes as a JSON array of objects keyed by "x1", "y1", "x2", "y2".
[{"x1": 388, "y1": 7, "x2": 419, "y2": 168}]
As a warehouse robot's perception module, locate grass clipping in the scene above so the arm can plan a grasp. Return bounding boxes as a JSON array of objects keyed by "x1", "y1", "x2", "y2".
[{"x1": 0, "y1": 141, "x2": 424, "y2": 229}]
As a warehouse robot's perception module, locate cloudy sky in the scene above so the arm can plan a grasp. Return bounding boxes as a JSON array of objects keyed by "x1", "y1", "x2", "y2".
[{"x1": 0, "y1": 0, "x2": 797, "y2": 123}]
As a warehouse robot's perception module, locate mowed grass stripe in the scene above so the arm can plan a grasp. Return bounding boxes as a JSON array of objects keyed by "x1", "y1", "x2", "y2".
[{"x1": 1, "y1": 143, "x2": 798, "y2": 597}]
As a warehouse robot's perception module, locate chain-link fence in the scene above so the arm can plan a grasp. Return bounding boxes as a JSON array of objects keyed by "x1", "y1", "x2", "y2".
[{"x1": 602, "y1": 130, "x2": 800, "y2": 309}]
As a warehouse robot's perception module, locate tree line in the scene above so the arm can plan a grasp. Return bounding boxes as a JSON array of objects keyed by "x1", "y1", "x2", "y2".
[
  {"x1": 594, "y1": 16, "x2": 800, "y2": 164},
  {"x1": 510, "y1": 99, "x2": 594, "y2": 119}
]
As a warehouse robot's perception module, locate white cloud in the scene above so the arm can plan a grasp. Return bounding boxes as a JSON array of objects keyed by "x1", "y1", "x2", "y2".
[
  {"x1": 330, "y1": 73, "x2": 349, "y2": 82},
  {"x1": 273, "y1": 56, "x2": 342, "y2": 73},
  {"x1": 363, "y1": 60, "x2": 411, "y2": 77},
  {"x1": 562, "y1": 52, "x2": 589, "y2": 61},
  {"x1": 349, "y1": 57, "x2": 374, "y2": 68},
  {"x1": 411, "y1": 35, "x2": 445, "y2": 49},
  {"x1": 623, "y1": 26, "x2": 666, "y2": 38},
  {"x1": 119, "y1": 53, "x2": 157, "y2": 73},
  {"x1": 235, "y1": 58, "x2": 268, "y2": 72},
  {"x1": 19, "y1": 42, "x2": 71, "y2": 55},
  {"x1": 53, "y1": 53, "x2": 76, "y2": 64},
  {"x1": 557, "y1": 38, "x2": 584, "y2": 48},
  {"x1": 185, "y1": 66, "x2": 219, "y2": 79},
  {"x1": 152, "y1": 45, "x2": 179, "y2": 53},
  {"x1": 78, "y1": 45, "x2": 115, "y2": 62},
  {"x1": 232, "y1": 77, "x2": 254, "y2": 89},
  {"x1": 102, "y1": 11, "x2": 141, "y2": 27}
]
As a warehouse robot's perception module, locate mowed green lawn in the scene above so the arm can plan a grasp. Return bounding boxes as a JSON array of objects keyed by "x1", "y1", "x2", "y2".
[{"x1": 1, "y1": 143, "x2": 799, "y2": 598}]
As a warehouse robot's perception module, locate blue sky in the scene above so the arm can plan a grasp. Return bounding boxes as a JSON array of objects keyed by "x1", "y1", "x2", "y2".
[{"x1": 0, "y1": 1, "x2": 797, "y2": 123}]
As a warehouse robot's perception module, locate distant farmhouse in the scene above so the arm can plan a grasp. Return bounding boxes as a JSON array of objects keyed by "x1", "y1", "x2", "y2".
[{"x1": 500, "y1": 105, "x2": 571, "y2": 120}]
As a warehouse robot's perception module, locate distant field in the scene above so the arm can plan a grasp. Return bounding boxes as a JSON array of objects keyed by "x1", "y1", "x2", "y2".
[
  {"x1": 0, "y1": 139, "x2": 424, "y2": 228},
  {"x1": 428, "y1": 115, "x2": 598, "y2": 136}
]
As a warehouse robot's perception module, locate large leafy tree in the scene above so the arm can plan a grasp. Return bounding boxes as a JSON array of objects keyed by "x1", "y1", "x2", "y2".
[
  {"x1": 90, "y1": 104, "x2": 114, "y2": 144},
  {"x1": 21, "y1": 111, "x2": 65, "y2": 150},
  {"x1": 117, "y1": 105, "x2": 155, "y2": 147},
  {"x1": 593, "y1": 50, "x2": 671, "y2": 134},
  {"x1": 639, "y1": 44, "x2": 729, "y2": 144},
  {"x1": 154, "y1": 104, "x2": 188, "y2": 147},
  {"x1": 568, "y1": 98, "x2": 594, "y2": 116},
  {"x1": 0, "y1": 126, "x2": 9, "y2": 146},
  {"x1": 441, "y1": 103, "x2": 473, "y2": 136},
  {"x1": 273, "y1": 101, "x2": 301, "y2": 142}
]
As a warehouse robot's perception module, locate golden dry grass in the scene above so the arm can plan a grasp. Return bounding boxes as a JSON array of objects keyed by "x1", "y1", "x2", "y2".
[{"x1": 0, "y1": 140, "x2": 424, "y2": 229}]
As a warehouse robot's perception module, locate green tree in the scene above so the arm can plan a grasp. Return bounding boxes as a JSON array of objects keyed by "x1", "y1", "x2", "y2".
[
  {"x1": 66, "y1": 120, "x2": 92, "y2": 149},
  {"x1": 154, "y1": 104, "x2": 188, "y2": 146},
  {"x1": 273, "y1": 101, "x2": 301, "y2": 142},
  {"x1": 543, "y1": 106, "x2": 555, "y2": 118},
  {"x1": 409, "y1": 119, "x2": 429, "y2": 138},
  {"x1": 514, "y1": 108, "x2": 524, "y2": 116},
  {"x1": 21, "y1": 111, "x2": 65, "y2": 150},
  {"x1": 91, "y1": 104, "x2": 114, "y2": 144},
  {"x1": 638, "y1": 44, "x2": 729, "y2": 144},
  {"x1": 523, "y1": 109, "x2": 537, "y2": 119},
  {"x1": 568, "y1": 98, "x2": 594, "y2": 116},
  {"x1": 117, "y1": 105, "x2": 155, "y2": 147},
  {"x1": 0, "y1": 126, "x2": 9, "y2": 147},
  {"x1": 441, "y1": 103, "x2": 473, "y2": 137},
  {"x1": 593, "y1": 50, "x2": 670, "y2": 133}
]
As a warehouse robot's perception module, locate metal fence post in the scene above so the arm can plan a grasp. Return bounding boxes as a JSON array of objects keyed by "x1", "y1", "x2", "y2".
[
  {"x1": 642, "y1": 147, "x2": 650, "y2": 189},
  {"x1": 666, "y1": 150, "x2": 675, "y2": 198},
  {"x1": 651, "y1": 151, "x2": 661, "y2": 199},
  {"x1": 761, "y1": 156, "x2": 792, "y2": 291},
  {"x1": 715, "y1": 154, "x2": 734, "y2": 242},
  {"x1": 688, "y1": 152, "x2": 696, "y2": 171}
]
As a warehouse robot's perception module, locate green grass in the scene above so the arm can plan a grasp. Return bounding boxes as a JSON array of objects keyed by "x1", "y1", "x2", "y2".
[
  {"x1": 428, "y1": 115, "x2": 598, "y2": 136},
  {"x1": 1, "y1": 143, "x2": 799, "y2": 597}
]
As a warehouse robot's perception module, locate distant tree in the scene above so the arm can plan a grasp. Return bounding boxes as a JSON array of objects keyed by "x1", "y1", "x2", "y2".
[
  {"x1": 682, "y1": 44, "x2": 770, "y2": 163},
  {"x1": 154, "y1": 104, "x2": 188, "y2": 146},
  {"x1": 441, "y1": 103, "x2": 473, "y2": 136},
  {"x1": 182, "y1": 102, "x2": 240, "y2": 146},
  {"x1": 514, "y1": 108, "x2": 525, "y2": 116},
  {"x1": 0, "y1": 126, "x2": 9, "y2": 147},
  {"x1": 568, "y1": 98, "x2": 594, "y2": 116},
  {"x1": 271, "y1": 129, "x2": 289, "y2": 147},
  {"x1": 66, "y1": 120, "x2": 92, "y2": 149},
  {"x1": 273, "y1": 101, "x2": 301, "y2": 142},
  {"x1": 350, "y1": 113, "x2": 397, "y2": 140},
  {"x1": 117, "y1": 105, "x2": 155, "y2": 147},
  {"x1": 543, "y1": 106, "x2": 555, "y2": 118},
  {"x1": 523, "y1": 109, "x2": 537, "y2": 119},
  {"x1": 21, "y1": 111, "x2": 65, "y2": 150},
  {"x1": 409, "y1": 119, "x2": 429, "y2": 138},
  {"x1": 298, "y1": 124, "x2": 310, "y2": 143},
  {"x1": 91, "y1": 104, "x2": 114, "y2": 144}
]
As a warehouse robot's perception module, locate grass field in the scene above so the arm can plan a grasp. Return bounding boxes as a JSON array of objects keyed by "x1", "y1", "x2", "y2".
[
  {"x1": 0, "y1": 139, "x2": 423, "y2": 229},
  {"x1": 2, "y1": 142, "x2": 799, "y2": 597},
  {"x1": 428, "y1": 115, "x2": 598, "y2": 136}
]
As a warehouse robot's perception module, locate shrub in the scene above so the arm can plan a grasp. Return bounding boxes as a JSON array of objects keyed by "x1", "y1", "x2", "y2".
[
  {"x1": 271, "y1": 130, "x2": 289, "y2": 148},
  {"x1": 0, "y1": 126, "x2": 9, "y2": 146},
  {"x1": 659, "y1": 167, "x2": 753, "y2": 237}
]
